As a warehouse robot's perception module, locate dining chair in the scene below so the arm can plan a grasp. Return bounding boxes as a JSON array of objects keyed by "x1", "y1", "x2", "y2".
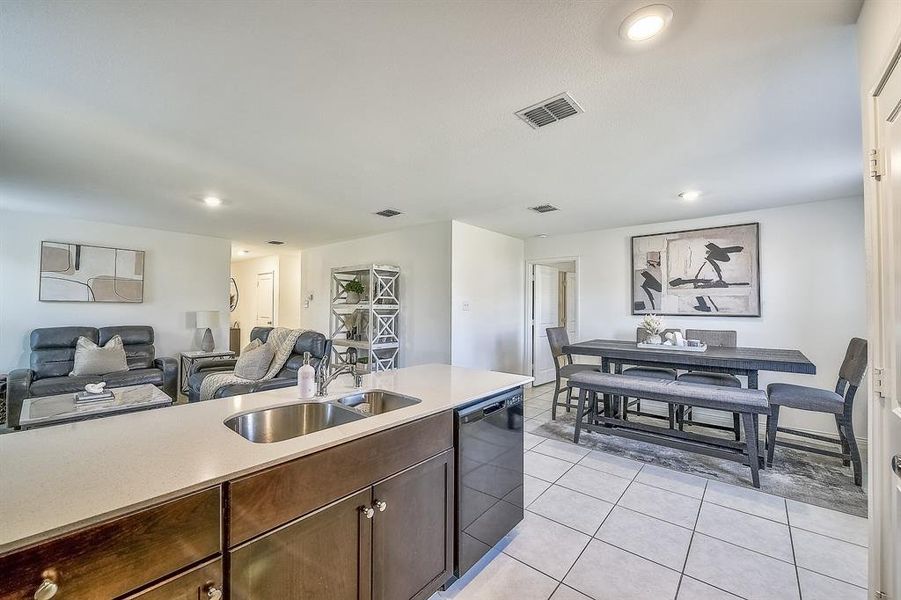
[
  {"x1": 546, "y1": 327, "x2": 599, "y2": 420},
  {"x1": 620, "y1": 328, "x2": 679, "y2": 427},
  {"x1": 676, "y1": 329, "x2": 742, "y2": 440},
  {"x1": 765, "y1": 337, "x2": 867, "y2": 486}
]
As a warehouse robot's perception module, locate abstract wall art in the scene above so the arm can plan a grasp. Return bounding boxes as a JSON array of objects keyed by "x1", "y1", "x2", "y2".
[
  {"x1": 39, "y1": 241, "x2": 145, "y2": 302},
  {"x1": 631, "y1": 223, "x2": 760, "y2": 317}
]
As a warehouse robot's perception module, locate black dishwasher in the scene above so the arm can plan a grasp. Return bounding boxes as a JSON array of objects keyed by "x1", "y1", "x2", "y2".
[{"x1": 454, "y1": 386, "x2": 524, "y2": 578}]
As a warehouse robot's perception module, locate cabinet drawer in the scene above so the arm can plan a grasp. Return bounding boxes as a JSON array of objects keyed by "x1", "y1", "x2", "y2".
[
  {"x1": 229, "y1": 410, "x2": 453, "y2": 546},
  {"x1": 0, "y1": 487, "x2": 221, "y2": 600},
  {"x1": 123, "y1": 559, "x2": 223, "y2": 600}
]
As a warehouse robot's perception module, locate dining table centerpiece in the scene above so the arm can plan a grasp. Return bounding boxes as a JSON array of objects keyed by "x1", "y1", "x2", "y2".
[{"x1": 640, "y1": 314, "x2": 666, "y2": 345}]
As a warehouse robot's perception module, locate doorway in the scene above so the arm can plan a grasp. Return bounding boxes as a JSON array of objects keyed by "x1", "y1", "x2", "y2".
[
  {"x1": 524, "y1": 258, "x2": 579, "y2": 386},
  {"x1": 256, "y1": 271, "x2": 275, "y2": 327}
]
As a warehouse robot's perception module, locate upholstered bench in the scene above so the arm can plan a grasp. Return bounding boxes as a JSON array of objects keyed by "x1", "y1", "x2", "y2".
[{"x1": 568, "y1": 372, "x2": 769, "y2": 487}]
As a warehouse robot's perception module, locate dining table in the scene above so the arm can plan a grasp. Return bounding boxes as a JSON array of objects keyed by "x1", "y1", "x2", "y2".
[{"x1": 560, "y1": 338, "x2": 817, "y2": 465}]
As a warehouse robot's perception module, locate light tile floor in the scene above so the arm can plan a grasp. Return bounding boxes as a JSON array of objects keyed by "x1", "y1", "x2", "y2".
[{"x1": 432, "y1": 384, "x2": 868, "y2": 600}]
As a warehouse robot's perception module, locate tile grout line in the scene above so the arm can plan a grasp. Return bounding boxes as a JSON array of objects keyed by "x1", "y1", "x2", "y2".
[
  {"x1": 527, "y1": 454, "x2": 835, "y2": 570},
  {"x1": 785, "y1": 499, "x2": 804, "y2": 600},
  {"x1": 674, "y1": 479, "x2": 707, "y2": 600},
  {"x1": 552, "y1": 487, "x2": 623, "y2": 600},
  {"x1": 788, "y1": 524, "x2": 868, "y2": 549},
  {"x1": 793, "y1": 566, "x2": 869, "y2": 592}
]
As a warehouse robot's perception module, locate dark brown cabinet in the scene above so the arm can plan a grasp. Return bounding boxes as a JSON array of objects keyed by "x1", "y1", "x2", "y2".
[
  {"x1": 229, "y1": 449, "x2": 454, "y2": 600},
  {"x1": 372, "y1": 450, "x2": 454, "y2": 600},
  {"x1": 124, "y1": 559, "x2": 223, "y2": 600},
  {"x1": 230, "y1": 489, "x2": 373, "y2": 600},
  {"x1": 1, "y1": 411, "x2": 457, "y2": 600},
  {"x1": 0, "y1": 487, "x2": 221, "y2": 600}
]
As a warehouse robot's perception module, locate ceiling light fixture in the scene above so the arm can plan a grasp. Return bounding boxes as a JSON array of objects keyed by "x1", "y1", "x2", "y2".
[
  {"x1": 202, "y1": 195, "x2": 222, "y2": 208},
  {"x1": 679, "y1": 190, "x2": 701, "y2": 201},
  {"x1": 620, "y1": 4, "x2": 673, "y2": 42},
  {"x1": 537, "y1": 234, "x2": 549, "y2": 238},
  {"x1": 239, "y1": 250, "x2": 250, "y2": 255}
]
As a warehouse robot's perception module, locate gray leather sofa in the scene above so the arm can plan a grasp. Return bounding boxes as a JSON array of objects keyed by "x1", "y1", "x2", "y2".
[
  {"x1": 6, "y1": 326, "x2": 177, "y2": 428},
  {"x1": 187, "y1": 327, "x2": 331, "y2": 402}
]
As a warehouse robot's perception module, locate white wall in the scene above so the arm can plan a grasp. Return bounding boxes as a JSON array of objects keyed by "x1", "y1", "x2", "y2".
[
  {"x1": 0, "y1": 210, "x2": 231, "y2": 369},
  {"x1": 525, "y1": 197, "x2": 868, "y2": 439},
  {"x1": 451, "y1": 221, "x2": 524, "y2": 374},
  {"x1": 278, "y1": 253, "x2": 302, "y2": 332},
  {"x1": 230, "y1": 255, "x2": 280, "y2": 348},
  {"x1": 300, "y1": 222, "x2": 452, "y2": 366},
  {"x1": 231, "y1": 253, "x2": 303, "y2": 348}
]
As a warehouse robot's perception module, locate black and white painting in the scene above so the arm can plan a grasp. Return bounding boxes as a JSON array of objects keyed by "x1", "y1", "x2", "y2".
[{"x1": 631, "y1": 223, "x2": 760, "y2": 317}]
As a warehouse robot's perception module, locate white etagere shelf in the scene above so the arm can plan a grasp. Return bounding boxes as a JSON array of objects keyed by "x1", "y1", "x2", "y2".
[{"x1": 329, "y1": 264, "x2": 400, "y2": 373}]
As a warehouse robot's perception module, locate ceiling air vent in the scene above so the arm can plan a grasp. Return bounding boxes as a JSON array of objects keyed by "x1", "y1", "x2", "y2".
[
  {"x1": 266, "y1": 240, "x2": 285, "y2": 245},
  {"x1": 529, "y1": 204, "x2": 559, "y2": 214},
  {"x1": 374, "y1": 208, "x2": 403, "y2": 218},
  {"x1": 515, "y1": 92, "x2": 583, "y2": 129}
]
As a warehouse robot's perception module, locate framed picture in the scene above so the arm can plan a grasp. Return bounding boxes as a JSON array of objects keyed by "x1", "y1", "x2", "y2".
[
  {"x1": 631, "y1": 223, "x2": 760, "y2": 317},
  {"x1": 39, "y1": 241, "x2": 145, "y2": 303}
]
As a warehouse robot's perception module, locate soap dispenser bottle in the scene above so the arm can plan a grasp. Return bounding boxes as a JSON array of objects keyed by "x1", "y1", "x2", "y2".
[{"x1": 298, "y1": 352, "x2": 316, "y2": 399}]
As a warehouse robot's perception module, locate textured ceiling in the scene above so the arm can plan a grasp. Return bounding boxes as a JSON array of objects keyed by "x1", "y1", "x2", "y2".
[{"x1": 0, "y1": 0, "x2": 863, "y2": 252}]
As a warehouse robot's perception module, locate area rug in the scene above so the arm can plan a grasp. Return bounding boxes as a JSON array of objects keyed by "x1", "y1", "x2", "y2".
[{"x1": 535, "y1": 410, "x2": 867, "y2": 517}]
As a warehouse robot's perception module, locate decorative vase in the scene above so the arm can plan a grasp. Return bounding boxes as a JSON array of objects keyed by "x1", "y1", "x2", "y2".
[
  {"x1": 201, "y1": 327, "x2": 215, "y2": 352},
  {"x1": 645, "y1": 333, "x2": 662, "y2": 345},
  {"x1": 346, "y1": 291, "x2": 361, "y2": 304}
]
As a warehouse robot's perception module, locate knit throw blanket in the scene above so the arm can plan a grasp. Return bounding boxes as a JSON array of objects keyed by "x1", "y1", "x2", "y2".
[{"x1": 199, "y1": 327, "x2": 306, "y2": 401}]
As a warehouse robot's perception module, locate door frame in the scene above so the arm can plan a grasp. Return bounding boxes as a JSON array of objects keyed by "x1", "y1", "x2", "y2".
[
  {"x1": 256, "y1": 270, "x2": 276, "y2": 327},
  {"x1": 523, "y1": 256, "x2": 581, "y2": 385},
  {"x1": 863, "y1": 25, "x2": 901, "y2": 597}
]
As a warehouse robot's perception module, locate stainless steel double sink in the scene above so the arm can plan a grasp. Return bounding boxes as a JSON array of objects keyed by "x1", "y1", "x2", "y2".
[{"x1": 224, "y1": 390, "x2": 421, "y2": 443}]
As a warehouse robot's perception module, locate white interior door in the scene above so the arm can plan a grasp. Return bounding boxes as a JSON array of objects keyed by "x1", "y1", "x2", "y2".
[
  {"x1": 256, "y1": 271, "x2": 275, "y2": 327},
  {"x1": 565, "y1": 272, "x2": 577, "y2": 340},
  {"x1": 870, "y1": 44, "x2": 901, "y2": 599},
  {"x1": 532, "y1": 265, "x2": 560, "y2": 386}
]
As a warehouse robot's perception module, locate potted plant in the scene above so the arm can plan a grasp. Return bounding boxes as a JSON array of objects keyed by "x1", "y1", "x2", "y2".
[
  {"x1": 640, "y1": 314, "x2": 665, "y2": 345},
  {"x1": 345, "y1": 279, "x2": 365, "y2": 304}
]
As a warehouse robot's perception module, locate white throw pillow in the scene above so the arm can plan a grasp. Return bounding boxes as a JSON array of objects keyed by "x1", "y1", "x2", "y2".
[
  {"x1": 233, "y1": 339, "x2": 276, "y2": 380},
  {"x1": 70, "y1": 335, "x2": 129, "y2": 376}
]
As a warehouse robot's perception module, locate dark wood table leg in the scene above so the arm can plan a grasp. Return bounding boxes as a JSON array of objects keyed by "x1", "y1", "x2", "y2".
[
  {"x1": 747, "y1": 370, "x2": 765, "y2": 469},
  {"x1": 601, "y1": 357, "x2": 614, "y2": 426},
  {"x1": 741, "y1": 413, "x2": 761, "y2": 488},
  {"x1": 574, "y1": 388, "x2": 587, "y2": 444}
]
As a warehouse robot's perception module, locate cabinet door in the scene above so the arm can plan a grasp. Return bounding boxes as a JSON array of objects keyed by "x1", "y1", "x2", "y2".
[
  {"x1": 124, "y1": 559, "x2": 222, "y2": 600},
  {"x1": 372, "y1": 450, "x2": 454, "y2": 600},
  {"x1": 229, "y1": 488, "x2": 372, "y2": 600}
]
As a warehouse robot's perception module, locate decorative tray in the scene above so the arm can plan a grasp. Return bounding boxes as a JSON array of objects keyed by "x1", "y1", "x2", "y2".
[{"x1": 637, "y1": 342, "x2": 708, "y2": 352}]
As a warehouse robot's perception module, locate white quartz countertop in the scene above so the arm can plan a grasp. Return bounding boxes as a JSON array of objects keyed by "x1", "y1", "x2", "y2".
[{"x1": 0, "y1": 364, "x2": 532, "y2": 554}]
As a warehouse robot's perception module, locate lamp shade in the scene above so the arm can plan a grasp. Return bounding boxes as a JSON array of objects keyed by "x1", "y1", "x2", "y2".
[{"x1": 195, "y1": 310, "x2": 221, "y2": 329}]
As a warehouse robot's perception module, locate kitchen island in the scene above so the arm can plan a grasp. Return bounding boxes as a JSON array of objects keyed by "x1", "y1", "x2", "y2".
[{"x1": 0, "y1": 364, "x2": 531, "y2": 599}]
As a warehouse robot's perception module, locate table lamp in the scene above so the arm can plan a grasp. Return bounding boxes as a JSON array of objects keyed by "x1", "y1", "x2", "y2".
[{"x1": 195, "y1": 311, "x2": 220, "y2": 352}]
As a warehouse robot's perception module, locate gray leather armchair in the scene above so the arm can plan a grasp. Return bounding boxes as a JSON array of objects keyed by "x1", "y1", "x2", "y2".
[
  {"x1": 186, "y1": 327, "x2": 331, "y2": 402},
  {"x1": 6, "y1": 326, "x2": 177, "y2": 428}
]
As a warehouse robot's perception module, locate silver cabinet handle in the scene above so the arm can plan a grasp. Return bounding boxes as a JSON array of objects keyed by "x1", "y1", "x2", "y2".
[
  {"x1": 361, "y1": 506, "x2": 375, "y2": 519},
  {"x1": 34, "y1": 578, "x2": 59, "y2": 600},
  {"x1": 373, "y1": 499, "x2": 387, "y2": 512},
  {"x1": 204, "y1": 584, "x2": 223, "y2": 600}
]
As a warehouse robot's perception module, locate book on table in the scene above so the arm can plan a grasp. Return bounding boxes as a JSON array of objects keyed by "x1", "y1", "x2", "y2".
[{"x1": 73, "y1": 390, "x2": 115, "y2": 404}]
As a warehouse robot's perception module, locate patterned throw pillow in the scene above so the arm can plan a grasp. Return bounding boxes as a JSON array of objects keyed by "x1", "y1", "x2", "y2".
[
  {"x1": 70, "y1": 335, "x2": 129, "y2": 376},
  {"x1": 233, "y1": 338, "x2": 276, "y2": 380}
]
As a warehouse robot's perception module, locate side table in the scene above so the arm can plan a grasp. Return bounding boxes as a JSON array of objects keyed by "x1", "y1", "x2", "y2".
[{"x1": 179, "y1": 350, "x2": 236, "y2": 395}]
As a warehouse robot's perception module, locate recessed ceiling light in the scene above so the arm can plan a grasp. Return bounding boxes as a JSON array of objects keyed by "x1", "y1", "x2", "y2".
[
  {"x1": 239, "y1": 250, "x2": 250, "y2": 255},
  {"x1": 537, "y1": 234, "x2": 549, "y2": 238},
  {"x1": 202, "y1": 195, "x2": 222, "y2": 207},
  {"x1": 679, "y1": 190, "x2": 701, "y2": 201},
  {"x1": 620, "y1": 4, "x2": 673, "y2": 42}
]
